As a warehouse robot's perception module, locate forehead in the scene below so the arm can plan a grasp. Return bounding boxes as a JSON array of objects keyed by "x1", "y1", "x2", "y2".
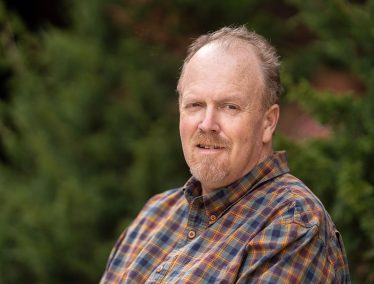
[{"x1": 180, "y1": 42, "x2": 264, "y2": 97}]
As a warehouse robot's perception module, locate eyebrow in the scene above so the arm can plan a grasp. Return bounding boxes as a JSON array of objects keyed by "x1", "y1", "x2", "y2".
[
  {"x1": 181, "y1": 93, "x2": 246, "y2": 103},
  {"x1": 215, "y1": 95, "x2": 246, "y2": 104}
]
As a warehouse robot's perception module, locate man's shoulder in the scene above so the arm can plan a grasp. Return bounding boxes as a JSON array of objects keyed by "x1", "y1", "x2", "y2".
[
  {"x1": 124, "y1": 187, "x2": 185, "y2": 234},
  {"x1": 148, "y1": 187, "x2": 184, "y2": 204},
  {"x1": 270, "y1": 172, "x2": 322, "y2": 204},
  {"x1": 138, "y1": 187, "x2": 185, "y2": 215},
  {"x1": 255, "y1": 172, "x2": 333, "y2": 229}
]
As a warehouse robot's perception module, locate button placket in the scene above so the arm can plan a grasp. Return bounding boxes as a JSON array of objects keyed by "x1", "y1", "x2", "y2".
[
  {"x1": 186, "y1": 196, "x2": 204, "y2": 241},
  {"x1": 151, "y1": 262, "x2": 171, "y2": 282}
]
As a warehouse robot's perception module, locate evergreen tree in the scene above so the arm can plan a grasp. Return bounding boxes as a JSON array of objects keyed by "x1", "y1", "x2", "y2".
[
  {"x1": 0, "y1": 0, "x2": 185, "y2": 282},
  {"x1": 0, "y1": 0, "x2": 373, "y2": 282},
  {"x1": 278, "y1": 1, "x2": 374, "y2": 282}
]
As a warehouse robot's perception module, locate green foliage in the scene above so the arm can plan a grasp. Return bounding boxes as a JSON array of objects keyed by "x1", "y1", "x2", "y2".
[
  {"x1": 279, "y1": 1, "x2": 374, "y2": 282},
  {"x1": 0, "y1": 0, "x2": 373, "y2": 283},
  {"x1": 0, "y1": 1, "x2": 185, "y2": 282}
]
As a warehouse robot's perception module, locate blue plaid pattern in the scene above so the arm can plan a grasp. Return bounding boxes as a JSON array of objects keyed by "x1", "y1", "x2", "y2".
[{"x1": 100, "y1": 151, "x2": 350, "y2": 283}]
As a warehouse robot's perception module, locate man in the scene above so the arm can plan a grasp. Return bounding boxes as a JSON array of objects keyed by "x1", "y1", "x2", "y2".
[{"x1": 100, "y1": 26, "x2": 350, "y2": 283}]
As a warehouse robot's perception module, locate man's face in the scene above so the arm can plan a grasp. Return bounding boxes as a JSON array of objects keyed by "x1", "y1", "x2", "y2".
[{"x1": 179, "y1": 43, "x2": 271, "y2": 193}]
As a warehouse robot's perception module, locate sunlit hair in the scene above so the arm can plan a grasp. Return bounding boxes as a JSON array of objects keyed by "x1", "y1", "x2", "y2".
[{"x1": 177, "y1": 25, "x2": 282, "y2": 109}]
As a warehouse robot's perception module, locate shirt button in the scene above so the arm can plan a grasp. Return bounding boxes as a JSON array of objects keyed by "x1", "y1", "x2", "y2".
[
  {"x1": 156, "y1": 265, "x2": 163, "y2": 273},
  {"x1": 188, "y1": 230, "x2": 196, "y2": 239},
  {"x1": 209, "y1": 214, "x2": 217, "y2": 223}
]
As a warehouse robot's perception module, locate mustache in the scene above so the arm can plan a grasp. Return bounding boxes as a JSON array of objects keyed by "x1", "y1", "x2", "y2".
[{"x1": 192, "y1": 132, "x2": 231, "y2": 148}]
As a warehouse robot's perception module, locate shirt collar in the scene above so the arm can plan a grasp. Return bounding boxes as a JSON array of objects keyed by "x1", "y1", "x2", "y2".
[{"x1": 183, "y1": 151, "x2": 290, "y2": 222}]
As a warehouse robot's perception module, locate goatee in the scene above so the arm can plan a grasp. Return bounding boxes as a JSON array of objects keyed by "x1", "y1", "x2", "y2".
[{"x1": 189, "y1": 131, "x2": 231, "y2": 185}]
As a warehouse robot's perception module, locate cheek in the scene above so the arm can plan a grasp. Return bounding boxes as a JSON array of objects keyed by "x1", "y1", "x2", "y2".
[
  {"x1": 230, "y1": 122, "x2": 260, "y2": 150},
  {"x1": 179, "y1": 117, "x2": 195, "y2": 144}
]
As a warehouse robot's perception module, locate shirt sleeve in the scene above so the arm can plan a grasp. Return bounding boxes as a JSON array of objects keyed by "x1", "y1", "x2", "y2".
[
  {"x1": 108, "y1": 230, "x2": 127, "y2": 267},
  {"x1": 100, "y1": 191, "x2": 172, "y2": 281},
  {"x1": 236, "y1": 211, "x2": 350, "y2": 283}
]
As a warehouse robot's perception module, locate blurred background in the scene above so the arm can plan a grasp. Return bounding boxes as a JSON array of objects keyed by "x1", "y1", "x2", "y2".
[{"x1": 0, "y1": 0, "x2": 373, "y2": 283}]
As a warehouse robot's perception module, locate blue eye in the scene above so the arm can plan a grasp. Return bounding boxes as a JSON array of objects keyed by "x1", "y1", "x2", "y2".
[
  {"x1": 223, "y1": 104, "x2": 240, "y2": 111},
  {"x1": 183, "y1": 102, "x2": 204, "y2": 111},
  {"x1": 191, "y1": 103, "x2": 202, "y2": 108}
]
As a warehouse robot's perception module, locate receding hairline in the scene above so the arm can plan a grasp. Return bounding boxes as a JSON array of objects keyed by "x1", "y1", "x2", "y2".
[
  {"x1": 185, "y1": 34, "x2": 262, "y2": 64},
  {"x1": 177, "y1": 26, "x2": 282, "y2": 109},
  {"x1": 177, "y1": 39, "x2": 266, "y2": 101}
]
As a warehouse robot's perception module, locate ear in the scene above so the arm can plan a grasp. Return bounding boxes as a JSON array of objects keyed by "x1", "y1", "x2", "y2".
[{"x1": 262, "y1": 104, "x2": 280, "y2": 144}]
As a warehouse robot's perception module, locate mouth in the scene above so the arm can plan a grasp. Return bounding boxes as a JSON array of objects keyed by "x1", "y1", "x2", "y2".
[{"x1": 196, "y1": 144, "x2": 226, "y2": 150}]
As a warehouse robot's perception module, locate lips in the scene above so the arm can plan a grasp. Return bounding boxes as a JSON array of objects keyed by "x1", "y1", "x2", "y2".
[
  {"x1": 197, "y1": 144, "x2": 226, "y2": 149},
  {"x1": 192, "y1": 132, "x2": 230, "y2": 151}
]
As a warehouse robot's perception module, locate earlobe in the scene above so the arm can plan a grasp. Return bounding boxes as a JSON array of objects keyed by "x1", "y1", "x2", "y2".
[{"x1": 262, "y1": 104, "x2": 280, "y2": 144}]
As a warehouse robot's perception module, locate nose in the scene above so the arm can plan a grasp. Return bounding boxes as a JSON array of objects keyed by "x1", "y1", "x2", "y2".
[{"x1": 198, "y1": 107, "x2": 220, "y2": 133}]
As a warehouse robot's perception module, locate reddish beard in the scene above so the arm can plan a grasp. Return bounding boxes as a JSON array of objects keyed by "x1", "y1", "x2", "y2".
[
  {"x1": 188, "y1": 131, "x2": 231, "y2": 186},
  {"x1": 191, "y1": 131, "x2": 231, "y2": 149}
]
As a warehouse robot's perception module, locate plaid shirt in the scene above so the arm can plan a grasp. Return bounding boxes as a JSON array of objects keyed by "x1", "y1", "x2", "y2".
[{"x1": 100, "y1": 151, "x2": 350, "y2": 283}]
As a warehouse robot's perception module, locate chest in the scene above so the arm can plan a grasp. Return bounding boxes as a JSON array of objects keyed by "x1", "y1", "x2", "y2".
[{"x1": 111, "y1": 205, "x2": 262, "y2": 284}]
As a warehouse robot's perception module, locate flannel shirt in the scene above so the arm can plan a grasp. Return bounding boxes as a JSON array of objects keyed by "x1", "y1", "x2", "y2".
[{"x1": 100, "y1": 151, "x2": 350, "y2": 283}]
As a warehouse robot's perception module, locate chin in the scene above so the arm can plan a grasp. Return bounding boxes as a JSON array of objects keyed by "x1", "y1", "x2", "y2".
[{"x1": 190, "y1": 163, "x2": 229, "y2": 186}]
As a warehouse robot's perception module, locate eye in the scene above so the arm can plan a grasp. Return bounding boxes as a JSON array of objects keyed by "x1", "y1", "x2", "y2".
[
  {"x1": 181, "y1": 101, "x2": 205, "y2": 113},
  {"x1": 185, "y1": 102, "x2": 203, "y2": 109},
  {"x1": 222, "y1": 103, "x2": 240, "y2": 111}
]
